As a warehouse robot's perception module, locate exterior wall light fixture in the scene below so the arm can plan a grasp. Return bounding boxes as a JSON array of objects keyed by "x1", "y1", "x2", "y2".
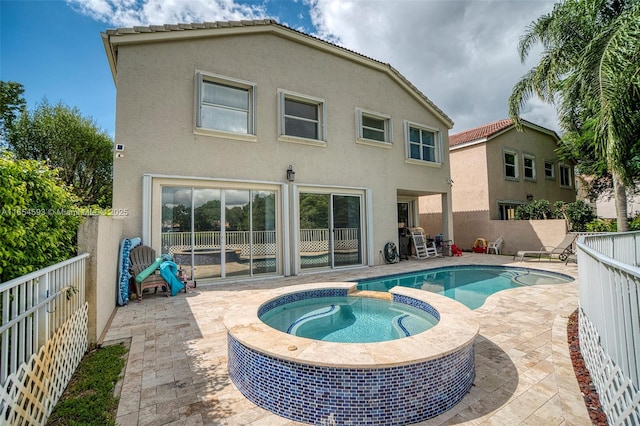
[
  {"x1": 286, "y1": 165, "x2": 295, "y2": 182},
  {"x1": 526, "y1": 193, "x2": 534, "y2": 201}
]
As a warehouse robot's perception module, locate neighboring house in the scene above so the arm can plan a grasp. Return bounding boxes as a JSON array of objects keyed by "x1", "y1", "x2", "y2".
[
  {"x1": 420, "y1": 118, "x2": 576, "y2": 253},
  {"x1": 102, "y1": 19, "x2": 454, "y2": 283}
]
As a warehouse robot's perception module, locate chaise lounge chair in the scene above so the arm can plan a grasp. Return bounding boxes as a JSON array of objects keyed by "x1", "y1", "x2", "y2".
[{"x1": 513, "y1": 233, "x2": 577, "y2": 262}]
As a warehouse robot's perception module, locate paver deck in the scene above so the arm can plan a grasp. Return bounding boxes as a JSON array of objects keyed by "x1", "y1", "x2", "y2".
[{"x1": 105, "y1": 253, "x2": 590, "y2": 425}]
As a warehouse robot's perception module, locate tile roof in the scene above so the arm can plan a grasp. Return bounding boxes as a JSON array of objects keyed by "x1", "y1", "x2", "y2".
[
  {"x1": 449, "y1": 118, "x2": 514, "y2": 147},
  {"x1": 101, "y1": 19, "x2": 453, "y2": 127}
]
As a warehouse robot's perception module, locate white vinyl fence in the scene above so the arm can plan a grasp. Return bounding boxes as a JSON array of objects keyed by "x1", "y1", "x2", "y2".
[
  {"x1": 577, "y1": 232, "x2": 640, "y2": 425},
  {"x1": 0, "y1": 253, "x2": 89, "y2": 424}
]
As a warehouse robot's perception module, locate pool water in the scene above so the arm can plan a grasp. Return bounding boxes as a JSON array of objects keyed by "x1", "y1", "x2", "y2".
[
  {"x1": 260, "y1": 296, "x2": 439, "y2": 343},
  {"x1": 356, "y1": 266, "x2": 573, "y2": 310}
]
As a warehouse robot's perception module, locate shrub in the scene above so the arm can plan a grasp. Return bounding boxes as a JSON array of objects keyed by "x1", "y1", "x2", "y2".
[
  {"x1": 586, "y1": 218, "x2": 616, "y2": 232},
  {"x1": 0, "y1": 151, "x2": 82, "y2": 282},
  {"x1": 563, "y1": 200, "x2": 596, "y2": 232}
]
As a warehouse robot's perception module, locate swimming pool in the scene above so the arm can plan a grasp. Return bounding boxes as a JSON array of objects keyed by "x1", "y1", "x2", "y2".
[
  {"x1": 356, "y1": 265, "x2": 574, "y2": 310},
  {"x1": 259, "y1": 294, "x2": 439, "y2": 343}
]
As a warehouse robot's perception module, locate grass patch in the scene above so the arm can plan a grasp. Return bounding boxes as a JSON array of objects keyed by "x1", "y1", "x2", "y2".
[{"x1": 47, "y1": 342, "x2": 128, "y2": 426}]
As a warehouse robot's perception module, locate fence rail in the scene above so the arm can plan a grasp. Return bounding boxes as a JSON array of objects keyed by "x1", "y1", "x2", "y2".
[
  {"x1": 577, "y1": 232, "x2": 640, "y2": 425},
  {"x1": 162, "y1": 228, "x2": 360, "y2": 255},
  {"x1": 1, "y1": 253, "x2": 89, "y2": 423}
]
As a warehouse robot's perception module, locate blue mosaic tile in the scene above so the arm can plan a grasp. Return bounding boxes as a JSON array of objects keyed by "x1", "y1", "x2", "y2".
[{"x1": 228, "y1": 334, "x2": 475, "y2": 425}]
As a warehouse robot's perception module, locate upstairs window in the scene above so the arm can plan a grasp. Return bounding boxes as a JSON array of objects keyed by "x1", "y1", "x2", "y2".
[
  {"x1": 559, "y1": 164, "x2": 573, "y2": 188},
  {"x1": 544, "y1": 161, "x2": 555, "y2": 179},
  {"x1": 279, "y1": 90, "x2": 326, "y2": 143},
  {"x1": 405, "y1": 121, "x2": 441, "y2": 163},
  {"x1": 503, "y1": 148, "x2": 518, "y2": 180},
  {"x1": 523, "y1": 154, "x2": 536, "y2": 181},
  {"x1": 196, "y1": 72, "x2": 255, "y2": 135},
  {"x1": 357, "y1": 109, "x2": 391, "y2": 144}
]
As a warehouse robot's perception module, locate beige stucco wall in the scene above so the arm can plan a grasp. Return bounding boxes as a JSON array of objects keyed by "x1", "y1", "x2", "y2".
[
  {"x1": 482, "y1": 127, "x2": 576, "y2": 218},
  {"x1": 420, "y1": 211, "x2": 567, "y2": 255},
  {"x1": 110, "y1": 29, "x2": 453, "y2": 272},
  {"x1": 77, "y1": 216, "x2": 123, "y2": 344}
]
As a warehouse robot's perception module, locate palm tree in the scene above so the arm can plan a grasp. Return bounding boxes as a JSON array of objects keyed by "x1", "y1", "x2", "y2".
[{"x1": 509, "y1": 0, "x2": 640, "y2": 231}]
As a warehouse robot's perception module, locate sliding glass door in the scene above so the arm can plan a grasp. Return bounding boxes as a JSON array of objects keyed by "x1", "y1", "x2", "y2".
[
  {"x1": 299, "y1": 192, "x2": 362, "y2": 270},
  {"x1": 161, "y1": 186, "x2": 277, "y2": 280}
]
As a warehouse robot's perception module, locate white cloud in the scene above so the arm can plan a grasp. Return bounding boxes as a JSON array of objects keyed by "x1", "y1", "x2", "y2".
[
  {"x1": 306, "y1": 0, "x2": 558, "y2": 133},
  {"x1": 67, "y1": 0, "x2": 267, "y2": 27}
]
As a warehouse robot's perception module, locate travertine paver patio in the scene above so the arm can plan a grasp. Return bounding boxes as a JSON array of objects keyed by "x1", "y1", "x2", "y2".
[{"x1": 105, "y1": 253, "x2": 590, "y2": 425}]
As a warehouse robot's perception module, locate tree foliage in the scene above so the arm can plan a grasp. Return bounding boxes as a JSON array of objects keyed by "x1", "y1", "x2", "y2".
[
  {"x1": 515, "y1": 199, "x2": 595, "y2": 231},
  {"x1": 0, "y1": 81, "x2": 26, "y2": 142},
  {"x1": 0, "y1": 151, "x2": 82, "y2": 283},
  {"x1": 509, "y1": 0, "x2": 640, "y2": 232},
  {"x1": 5, "y1": 96, "x2": 113, "y2": 207}
]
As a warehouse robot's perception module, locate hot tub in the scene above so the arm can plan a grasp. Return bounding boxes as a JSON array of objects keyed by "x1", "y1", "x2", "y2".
[{"x1": 224, "y1": 282, "x2": 479, "y2": 425}]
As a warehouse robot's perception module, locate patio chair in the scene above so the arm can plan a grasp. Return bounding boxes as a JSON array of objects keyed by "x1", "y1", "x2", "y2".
[
  {"x1": 410, "y1": 228, "x2": 438, "y2": 259},
  {"x1": 486, "y1": 237, "x2": 503, "y2": 255},
  {"x1": 513, "y1": 233, "x2": 577, "y2": 262},
  {"x1": 128, "y1": 245, "x2": 169, "y2": 301}
]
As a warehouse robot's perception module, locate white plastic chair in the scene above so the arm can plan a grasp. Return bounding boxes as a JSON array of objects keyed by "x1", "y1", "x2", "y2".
[{"x1": 487, "y1": 237, "x2": 503, "y2": 255}]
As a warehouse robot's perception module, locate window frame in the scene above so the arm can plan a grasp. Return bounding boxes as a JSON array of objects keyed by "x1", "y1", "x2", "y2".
[
  {"x1": 559, "y1": 163, "x2": 573, "y2": 188},
  {"x1": 497, "y1": 201, "x2": 525, "y2": 220},
  {"x1": 356, "y1": 108, "x2": 392, "y2": 147},
  {"x1": 544, "y1": 160, "x2": 556, "y2": 180},
  {"x1": 523, "y1": 153, "x2": 536, "y2": 181},
  {"x1": 503, "y1": 148, "x2": 519, "y2": 181},
  {"x1": 195, "y1": 71, "x2": 257, "y2": 140},
  {"x1": 404, "y1": 120, "x2": 442, "y2": 165},
  {"x1": 278, "y1": 89, "x2": 326, "y2": 146}
]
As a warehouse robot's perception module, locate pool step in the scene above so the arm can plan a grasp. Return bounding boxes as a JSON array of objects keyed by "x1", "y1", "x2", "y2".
[{"x1": 348, "y1": 289, "x2": 393, "y2": 300}]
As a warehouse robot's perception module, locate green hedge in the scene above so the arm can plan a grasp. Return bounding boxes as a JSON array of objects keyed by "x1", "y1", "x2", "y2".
[{"x1": 0, "y1": 151, "x2": 82, "y2": 283}]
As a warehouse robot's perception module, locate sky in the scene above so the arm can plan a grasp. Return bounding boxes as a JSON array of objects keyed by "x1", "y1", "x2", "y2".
[{"x1": 1, "y1": 0, "x2": 560, "y2": 139}]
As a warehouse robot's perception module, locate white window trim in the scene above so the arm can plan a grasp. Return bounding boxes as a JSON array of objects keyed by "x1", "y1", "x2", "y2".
[
  {"x1": 278, "y1": 89, "x2": 327, "y2": 147},
  {"x1": 356, "y1": 108, "x2": 392, "y2": 148},
  {"x1": 544, "y1": 159, "x2": 556, "y2": 180},
  {"x1": 194, "y1": 71, "x2": 257, "y2": 142},
  {"x1": 559, "y1": 163, "x2": 573, "y2": 188},
  {"x1": 503, "y1": 148, "x2": 519, "y2": 181},
  {"x1": 404, "y1": 120, "x2": 442, "y2": 165},
  {"x1": 523, "y1": 153, "x2": 536, "y2": 181}
]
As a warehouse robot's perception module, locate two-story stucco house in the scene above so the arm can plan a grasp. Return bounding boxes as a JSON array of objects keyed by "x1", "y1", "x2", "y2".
[
  {"x1": 102, "y1": 20, "x2": 454, "y2": 283},
  {"x1": 420, "y1": 118, "x2": 576, "y2": 253}
]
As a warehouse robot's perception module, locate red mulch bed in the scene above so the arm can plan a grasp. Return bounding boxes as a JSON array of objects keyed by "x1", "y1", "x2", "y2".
[{"x1": 567, "y1": 309, "x2": 608, "y2": 425}]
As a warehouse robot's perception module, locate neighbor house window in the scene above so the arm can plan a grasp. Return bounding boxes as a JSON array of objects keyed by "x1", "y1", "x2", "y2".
[
  {"x1": 279, "y1": 90, "x2": 326, "y2": 142},
  {"x1": 196, "y1": 72, "x2": 255, "y2": 135},
  {"x1": 559, "y1": 164, "x2": 572, "y2": 188},
  {"x1": 357, "y1": 109, "x2": 391, "y2": 144},
  {"x1": 498, "y1": 202, "x2": 523, "y2": 220},
  {"x1": 503, "y1": 149, "x2": 518, "y2": 180},
  {"x1": 523, "y1": 154, "x2": 536, "y2": 181},
  {"x1": 405, "y1": 121, "x2": 441, "y2": 163},
  {"x1": 544, "y1": 161, "x2": 555, "y2": 179}
]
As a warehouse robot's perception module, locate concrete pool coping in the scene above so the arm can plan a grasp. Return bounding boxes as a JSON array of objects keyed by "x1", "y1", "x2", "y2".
[{"x1": 224, "y1": 282, "x2": 479, "y2": 368}]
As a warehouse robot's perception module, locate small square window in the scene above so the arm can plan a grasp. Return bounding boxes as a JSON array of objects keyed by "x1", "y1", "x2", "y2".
[
  {"x1": 279, "y1": 90, "x2": 325, "y2": 143},
  {"x1": 357, "y1": 109, "x2": 391, "y2": 144},
  {"x1": 196, "y1": 72, "x2": 255, "y2": 135},
  {"x1": 405, "y1": 121, "x2": 441, "y2": 163},
  {"x1": 503, "y1": 149, "x2": 518, "y2": 180},
  {"x1": 523, "y1": 154, "x2": 536, "y2": 181}
]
